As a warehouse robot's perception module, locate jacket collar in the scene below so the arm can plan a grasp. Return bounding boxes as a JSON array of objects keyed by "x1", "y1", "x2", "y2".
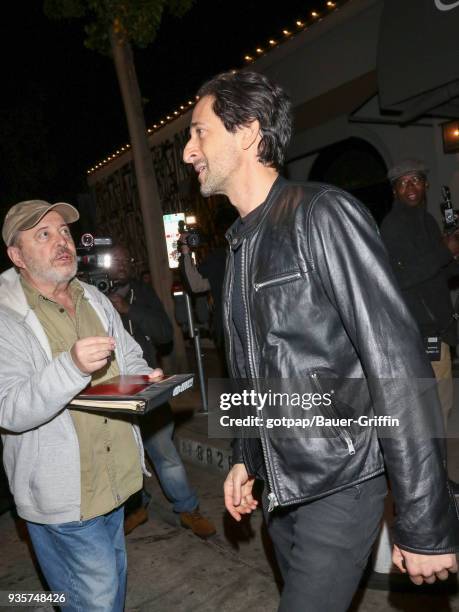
[
  {"x1": 225, "y1": 175, "x2": 286, "y2": 250},
  {"x1": 0, "y1": 267, "x2": 111, "y2": 325},
  {"x1": 0, "y1": 268, "x2": 30, "y2": 318}
]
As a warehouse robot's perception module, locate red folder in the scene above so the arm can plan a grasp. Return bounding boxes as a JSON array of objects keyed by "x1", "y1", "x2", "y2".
[{"x1": 70, "y1": 373, "x2": 194, "y2": 414}]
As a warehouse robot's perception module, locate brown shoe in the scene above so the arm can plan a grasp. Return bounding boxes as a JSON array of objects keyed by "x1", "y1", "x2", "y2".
[
  {"x1": 179, "y1": 508, "x2": 216, "y2": 538},
  {"x1": 124, "y1": 506, "x2": 149, "y2": 535}
]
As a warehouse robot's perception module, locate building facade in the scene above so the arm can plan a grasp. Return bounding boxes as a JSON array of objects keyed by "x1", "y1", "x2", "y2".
[{"x1": 87, "y1": 0, "x2": 459, "y2": 267}]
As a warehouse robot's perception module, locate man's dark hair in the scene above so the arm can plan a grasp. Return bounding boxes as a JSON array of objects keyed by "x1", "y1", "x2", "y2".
[{"x1": 197, "y1": 71, "x2": 292, "y2": 171}]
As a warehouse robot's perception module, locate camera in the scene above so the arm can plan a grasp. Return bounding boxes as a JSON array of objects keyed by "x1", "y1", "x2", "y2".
[
  {"x1": 177, "y1": 219, "x2": 202, "y2": 249},
  {"x1": 441, "y1": 186, "x2": 458, "y2": 234},
  {"x1": 76, "y1": 233, "x2": 114, "y2": 293}
]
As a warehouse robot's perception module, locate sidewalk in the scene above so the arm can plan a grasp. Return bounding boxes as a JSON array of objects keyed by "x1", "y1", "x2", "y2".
[
  {"x1": 2, "y1": 447, "x2": 458, "y2": 611},
  {"x1": 1, "y1": 344, "x2": 459, "y2": 611}
]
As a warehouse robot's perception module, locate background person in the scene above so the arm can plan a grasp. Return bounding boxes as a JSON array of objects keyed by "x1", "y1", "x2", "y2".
[
  {"x1": 380, "y1": 159, "x2": 459, "y2": 432},
  {"x1": 108, "y1": 245, "x2": 216, "y2": 538},
  {"x1": 178, "y1": 208, "x2": 235, "y2": 362}
]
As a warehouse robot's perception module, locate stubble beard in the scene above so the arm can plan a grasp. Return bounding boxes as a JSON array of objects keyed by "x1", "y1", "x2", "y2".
[
  {"x1": 198, "y1": 147, "x2": 238, "y2": 198},
  {"x1": 21, "y1": 249, "x2": 77, "y2": 284},
  {"x1": 199, "y1": 164, "x2": 232, "y2": 198}
]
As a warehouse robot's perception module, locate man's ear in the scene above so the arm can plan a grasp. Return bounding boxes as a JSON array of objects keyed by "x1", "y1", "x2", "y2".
[
  {"x1": 7, "y1": 245, "x2": 25, "y2": 269},
  {"x1": 240, "y1": 119, "x2": 261, "y2": 152}
]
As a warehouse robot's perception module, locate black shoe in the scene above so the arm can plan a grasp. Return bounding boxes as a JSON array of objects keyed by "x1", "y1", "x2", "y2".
[{"x1": 448, "y1": 479, "x2": 459, "y2": 496}]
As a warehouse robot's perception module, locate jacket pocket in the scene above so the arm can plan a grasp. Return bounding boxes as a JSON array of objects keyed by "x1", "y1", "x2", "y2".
[
  {"x1": 254, "y1": 271, "x2": 302, "y2": 292},
  {"x1": 309, "y1": 371, "x2": 356, "y2": 456},
  {"x1": 29, "y1": 443, "x2": 79, "y2": 513}
]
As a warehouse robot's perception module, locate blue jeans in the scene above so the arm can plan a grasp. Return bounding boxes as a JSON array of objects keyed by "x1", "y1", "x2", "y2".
[
  {"x1": 141, "y1": 406, "x2": 198, "y2": 513},
  {"x1": 27, "y1": 506, "x2": 126, "y2": 612}
]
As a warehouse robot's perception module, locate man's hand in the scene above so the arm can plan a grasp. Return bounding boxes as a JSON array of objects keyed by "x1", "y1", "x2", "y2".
[
  {"x1": 148, "y1": 368, "x2": 164, "y2": 381},
  {"x1": 393, "y1": 544, "x2": 458, "y2": 585},
  {"x1": 443, "y1": 229, "x2": 459, "y2": 257},
  {"x1": 108, "y1": 293, "x2": 129, "y2": 315},
  {"x1": 224, "y1": 463, "x2": 258, "y2": 521},
  {"x1": 70, "y1": 336, "x2": 116, "y2": 374},
  {"x1": 178, "y1": 233, "x2": 190, "y2": 255}
]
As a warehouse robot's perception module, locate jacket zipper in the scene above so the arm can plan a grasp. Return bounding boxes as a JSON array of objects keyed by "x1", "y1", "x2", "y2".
[
  {"x1": 310, "y1": 372, "x2": 355, "y2": 456},
  {"x1": 227, "y1": 250, "x2": 235, "y2": 373},
  {"x1": 241, "y1": 241, "x2": 279, "y2": 511},
  {"x1": 254, "y1": 272, "x2": 301, "y2": 292}
]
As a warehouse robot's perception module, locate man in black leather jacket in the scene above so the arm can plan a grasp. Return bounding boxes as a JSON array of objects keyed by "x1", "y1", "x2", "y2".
[{"x1": 183, "y1": 71, "x2": 458, "y2": 611}]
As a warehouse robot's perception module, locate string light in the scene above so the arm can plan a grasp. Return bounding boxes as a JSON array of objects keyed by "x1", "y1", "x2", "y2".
[{"x1": 88, "y1": 2, "x2": 342, "y2": 175}]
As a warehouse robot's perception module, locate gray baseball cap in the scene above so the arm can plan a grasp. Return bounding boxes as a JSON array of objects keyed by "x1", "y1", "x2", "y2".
[
  {"x1": 2, "y1": 200, "x2": 79, "y2": 246},
  {"x1": 387, "y1": 159, "x2": 429, "y2": 183}
]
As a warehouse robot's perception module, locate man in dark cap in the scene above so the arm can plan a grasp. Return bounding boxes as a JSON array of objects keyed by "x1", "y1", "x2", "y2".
[
  {"x1": 381, "y1": 159, "x2": 459, "y2": 431},
  {"x1": 0, "y1": 200, "x2": 162, "y2": 611}
]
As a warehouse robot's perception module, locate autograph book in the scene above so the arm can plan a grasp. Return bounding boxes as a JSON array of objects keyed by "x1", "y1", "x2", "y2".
[{"x1": 70, "y1": 373, "x2": 194, "y2": 414}]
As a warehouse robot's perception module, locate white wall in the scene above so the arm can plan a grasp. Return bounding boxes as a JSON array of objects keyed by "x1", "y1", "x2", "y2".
[
  {"x1": 255, "y1": 0, "x2": 382, "y2": 106},
  {"x1": 286, "y1": 112, "x2": 459, "y2": 224},
  {"x1": 89, "y1": 0, "x2": 459, "y2": 220}
]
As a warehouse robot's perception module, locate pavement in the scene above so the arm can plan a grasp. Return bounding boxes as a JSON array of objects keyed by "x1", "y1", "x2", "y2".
[{"x1": 1, "y1": 343, "x2": 459, "y2": 611}]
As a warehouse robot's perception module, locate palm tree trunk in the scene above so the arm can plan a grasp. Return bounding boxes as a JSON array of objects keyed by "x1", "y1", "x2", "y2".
[{"x1": 110, "y1": 26, "x2": 188, "y2": 371}]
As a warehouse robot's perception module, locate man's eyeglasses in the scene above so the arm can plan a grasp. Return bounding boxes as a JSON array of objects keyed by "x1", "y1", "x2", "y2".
[
  {"x1": 395, "y1": 175, "x2": 425, "y2": 190},
  {"x1": 112, "y1": 257, "x2": 134, "y2": 265}
]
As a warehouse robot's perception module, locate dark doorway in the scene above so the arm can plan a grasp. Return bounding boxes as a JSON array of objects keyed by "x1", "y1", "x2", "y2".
[{"x1": 308, "y1": 137, "x2": 392, "y2": 225}]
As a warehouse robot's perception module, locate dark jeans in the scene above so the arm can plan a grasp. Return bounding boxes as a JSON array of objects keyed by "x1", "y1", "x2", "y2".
[{"x1": 264, "y1": 474, "x2": 387, "y2": 612}]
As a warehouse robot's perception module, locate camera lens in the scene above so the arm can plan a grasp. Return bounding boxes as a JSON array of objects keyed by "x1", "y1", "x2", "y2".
[
  {"x1": 97, "y1": 279, "x2": 109, "y2": 293},
  {"x1": 81, "y1": 233, "x2": 94, "y2": 248},
  {"x1": 187, "y1": 232, "x2": 200, "y2": 248}
]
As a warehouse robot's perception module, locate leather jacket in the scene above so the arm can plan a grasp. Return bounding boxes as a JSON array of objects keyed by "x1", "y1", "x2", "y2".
[{"x1": 223, "y1": 177, "x2": 459, "y2": 554}]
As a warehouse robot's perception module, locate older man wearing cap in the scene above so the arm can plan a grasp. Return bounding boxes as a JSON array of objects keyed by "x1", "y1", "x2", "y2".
[
  {"x1": 381, "y1": 160, "x2": 459, "y2": 432},
  {"x1": 0, "y1": 200, "x2": 162, "y2": 611}
]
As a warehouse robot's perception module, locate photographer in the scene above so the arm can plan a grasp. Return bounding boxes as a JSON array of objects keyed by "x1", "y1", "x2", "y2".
[
  {"x1": 108, "y1": 245, "x2": 216, "y2": 538},
  {"x1": 178, "y1": 209, "x2": 235, "y2": 355},
  {"x1": 381, "y1": 159, "x2": 459, "y2": 432}
]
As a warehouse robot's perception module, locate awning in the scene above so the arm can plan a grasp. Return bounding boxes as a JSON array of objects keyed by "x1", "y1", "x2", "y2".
[
  {"x1": 378, "y1": 0, "x2": 459, "y2": 123},
  {"x1": 293, "y1": 71, "x2": 378, "y2": 132}
]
